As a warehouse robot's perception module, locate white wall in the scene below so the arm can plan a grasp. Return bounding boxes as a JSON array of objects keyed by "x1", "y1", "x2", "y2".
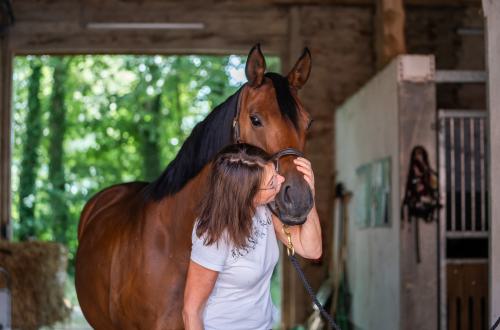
[
  {"x1": 335, "y1": 60, "x2": 400, "y2": 330},
  {"x1": 483, "y1": 0, "x2": 500, "y2": 325}
]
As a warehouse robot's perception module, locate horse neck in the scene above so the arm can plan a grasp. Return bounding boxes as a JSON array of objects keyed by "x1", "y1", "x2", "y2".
[{"x1": 158, "y1": 164, "x2": 211, "y2": 229}]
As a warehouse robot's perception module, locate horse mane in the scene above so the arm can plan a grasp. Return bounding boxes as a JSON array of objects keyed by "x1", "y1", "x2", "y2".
[
  {"x1": 143, "y1": 72, "x2": 299, "y2": 201},
  {"x1": 143, "y1": 87, "x2": 243, "y2": 201}
]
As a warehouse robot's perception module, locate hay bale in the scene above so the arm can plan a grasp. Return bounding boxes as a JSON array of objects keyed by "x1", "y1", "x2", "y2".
[{"x1": 0, "y1": 240, "x2": 71, "y2": 330}]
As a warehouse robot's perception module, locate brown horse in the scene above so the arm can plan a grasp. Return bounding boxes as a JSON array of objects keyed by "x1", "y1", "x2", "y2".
[{"x1": 75, "y1": 45, "x2": 313, "y2": 329}]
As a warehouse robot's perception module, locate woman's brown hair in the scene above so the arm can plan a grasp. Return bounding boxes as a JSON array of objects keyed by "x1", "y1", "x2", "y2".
[{"x1": 196, "y1": 143, "x2": 271, "y2": 249}]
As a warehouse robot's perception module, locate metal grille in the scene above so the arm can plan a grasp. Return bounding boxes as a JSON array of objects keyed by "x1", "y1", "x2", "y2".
[
  {"x1": 439, "y1": 111, "x2": 489, "y2": 238},
  {"x1": 438, "y1": 110, "x2": 489, "y2": 330}
]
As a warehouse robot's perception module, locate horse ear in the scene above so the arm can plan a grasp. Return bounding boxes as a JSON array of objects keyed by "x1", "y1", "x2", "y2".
[
  {"x1": 245, "y1": 44, "x2": 266, "y2": 88},
  {"x1": 287, "y1": 48, "x2": 312, "y2": 90}
]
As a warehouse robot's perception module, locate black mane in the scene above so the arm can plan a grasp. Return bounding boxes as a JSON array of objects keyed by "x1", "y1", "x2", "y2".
[
  {"x1": 144, "y1": 72, "x2": 299, "y2": 201},
  {"x1": 143, "y1": 87, "x2": 242, "y2": 201}
]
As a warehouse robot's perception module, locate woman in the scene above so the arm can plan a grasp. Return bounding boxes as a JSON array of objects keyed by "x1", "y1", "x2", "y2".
[{"x1": 183, "y1": 143, "x2": 322, "y2": 330}]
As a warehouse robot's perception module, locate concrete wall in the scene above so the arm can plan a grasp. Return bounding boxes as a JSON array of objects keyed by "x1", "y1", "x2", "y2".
[
  {"x1": 335, "y1": 58, "x2": 400, "y2": 330},
  {"x1": 397, "y1": 58, "x2": 438, "y2": 330}
]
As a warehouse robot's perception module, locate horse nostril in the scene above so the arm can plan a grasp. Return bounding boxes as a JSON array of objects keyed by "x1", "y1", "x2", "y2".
[{"x1": 284, "y1": 185, "x2": 292, "y2": 206}]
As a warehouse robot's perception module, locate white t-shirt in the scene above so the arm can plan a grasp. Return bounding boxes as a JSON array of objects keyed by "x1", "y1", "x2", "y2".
[{"x1": 190, "y1": 205, "x2": 280, "y2": 330}]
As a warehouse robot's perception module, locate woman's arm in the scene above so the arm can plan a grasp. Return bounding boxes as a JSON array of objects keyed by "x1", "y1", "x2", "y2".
[
  {"x1": 273, "y1": 157, "x2": 322, "y2": 259},
  {"x1": 183, "y1": 260, "x2": 219, "y2": 330}
]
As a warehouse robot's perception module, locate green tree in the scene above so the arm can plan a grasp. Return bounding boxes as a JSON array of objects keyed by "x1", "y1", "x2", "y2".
[
  {"x1": 48, "y1": 57, "x2": 70, "y2": 245},
  {"x1": 137, "y1": 58, "x2": 163, "y2": 181},
  {"x1": 17, "y1": 59, "x2": 43, "y2": 240}
]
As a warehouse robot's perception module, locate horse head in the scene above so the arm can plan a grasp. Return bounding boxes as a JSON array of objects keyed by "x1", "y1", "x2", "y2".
[{"x1": 237, "y1": 44, "x2": 313, "y2": 226}]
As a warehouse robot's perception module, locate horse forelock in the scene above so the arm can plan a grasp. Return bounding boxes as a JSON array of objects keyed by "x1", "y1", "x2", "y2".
[
  {"x1": 143, "y1": 87, "x2": 243, "y2": 201},
  {"x1": 264, "y1": 72, "x2": 299, "y2": 129}
]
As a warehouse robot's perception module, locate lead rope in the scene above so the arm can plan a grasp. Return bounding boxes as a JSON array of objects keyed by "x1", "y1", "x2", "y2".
[{"x1": 282, "y1": 225, "x2": 341, "y2": 330}]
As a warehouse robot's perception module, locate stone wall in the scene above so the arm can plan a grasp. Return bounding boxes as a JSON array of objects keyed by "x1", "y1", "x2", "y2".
[{"x1": 406, "y1": 4, "x2": 485, "y2": 109}]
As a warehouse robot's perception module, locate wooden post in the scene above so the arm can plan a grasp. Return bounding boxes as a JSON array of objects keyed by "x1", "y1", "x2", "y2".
[
  {"x1": 375, "y1": 0, "x2": 407, "y2": 69},
  {"x1": 281, "y1": 7, "x2": 301, "y2": 328},
  {"x1": 0, "y1": 33, "x2": 12, "y2": 240}
]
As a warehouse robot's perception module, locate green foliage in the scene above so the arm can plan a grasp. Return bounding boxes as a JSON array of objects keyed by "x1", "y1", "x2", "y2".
[
  {"x1": 17, "y1": 58, "x2": 43, "y2": 240},
  {"x1": 12, "y1": 54, "x2": 281, "y2": 276},
  {"x1": 48, "y1": 57, "x2": 71, "y2": 245}
]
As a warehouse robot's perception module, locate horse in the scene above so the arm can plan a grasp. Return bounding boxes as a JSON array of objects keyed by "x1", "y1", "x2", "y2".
[{"x1": 75, "y1": 44, "x2": 313, "y2": 329}]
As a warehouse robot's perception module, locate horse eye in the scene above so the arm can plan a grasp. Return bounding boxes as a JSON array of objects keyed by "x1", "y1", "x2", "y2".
[
  {"x1": 250, "y1": 115, "x2": 263, "y2": 127},
  {"x1": 306, "y1": 119, "x2": 314, "y2": 130}
]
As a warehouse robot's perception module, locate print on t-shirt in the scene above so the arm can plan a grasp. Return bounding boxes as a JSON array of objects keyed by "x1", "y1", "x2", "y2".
[{"x1": 230, "y1": 208, "x2": 272, "y2": 261}]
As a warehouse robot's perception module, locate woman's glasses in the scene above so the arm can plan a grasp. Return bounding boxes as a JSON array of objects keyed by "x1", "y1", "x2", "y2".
[{"x1": 260, "y1": 172, "x2": 279, "y2": 191}]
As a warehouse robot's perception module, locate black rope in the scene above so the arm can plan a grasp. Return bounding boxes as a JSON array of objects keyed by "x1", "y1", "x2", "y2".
[
  {"x1": 491, "y1": 316, "x2": 500, "y2": 330},
  {"x1": 289, "y1": 254, "x2": 341, "y2": 330}
]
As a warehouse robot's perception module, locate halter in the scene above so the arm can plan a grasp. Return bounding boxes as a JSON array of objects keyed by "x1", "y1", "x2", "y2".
[{"x1": 232, "y1": 91, "x2": 307, "y2": 222}]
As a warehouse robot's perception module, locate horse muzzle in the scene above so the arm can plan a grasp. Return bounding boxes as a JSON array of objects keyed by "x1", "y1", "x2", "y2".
[{"x1": 266, "y1": 148, "x2": 314, "y2": 226}]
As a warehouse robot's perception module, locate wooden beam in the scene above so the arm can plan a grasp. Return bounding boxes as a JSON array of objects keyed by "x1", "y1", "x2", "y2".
[
  {"x1": 280, "y1": 8, "x2": 303, "y2": 328},
  {"x1": 10, "y1": 1, "x2": 290, "y2": 55},
  {"x1": 10, "y1": 0, "x2": 482, "y2": 26},
  {"x1": 9, "y1": 29, "x2": 287, "y2": 55},
  {"x1": 375, "y1": 0, "x2": 406, "y2": 69}
]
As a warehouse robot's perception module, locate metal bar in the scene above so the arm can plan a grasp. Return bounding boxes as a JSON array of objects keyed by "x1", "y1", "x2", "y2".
[
  {"x1": 435, "y1": 70, "x2": 487, "y2": 83},
  {"x1": 438, "y1": 112, "x2": 448, "y2": 330},
  {"x1": 450, "y1": 118, "x2": 456, "y2": 231},
  {"x1": 457, "y1": 28, "x2": 484, "y2": 36},
  {"x1": 438, "y1": 110, "x2": 488, "y2": 118},
  {"x1": 480, "y1": 119, "x2": 486, "y2": 232},
  {"x1": 460, "y1": 118, "x2": 466, "y2": 232},
  {"x1": 474, "y1": 119, "x2": 481, "y2": 231},
  {"x1": 446, "y1": 231, "x2": 489, "y2": 238},
  {"x1": 446, "y1": 259, "x2": 489, "y2": 264},
  {"x1": 464, "y1": 119, "x2": 472, "y2": 230},
  {"x1": 86, "y1": 22, "x2": 206, "y2": 30},
  {"x1": 470, "y1": 118, "x2": 476, "y2": 232}
]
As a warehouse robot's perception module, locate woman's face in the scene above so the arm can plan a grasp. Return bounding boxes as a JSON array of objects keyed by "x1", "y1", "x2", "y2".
[{"x1": 253, "y1": 162, "x2": 285, "y2": 206}]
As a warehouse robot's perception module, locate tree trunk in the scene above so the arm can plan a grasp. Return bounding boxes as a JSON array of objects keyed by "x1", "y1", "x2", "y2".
[
  {"x1": 48, "y1": 57, "x2": 69, "y2": 244},
  {"x1": 139, "y1": 61, "x2": 162, "y2": 181},
  {"x1": 17, "y1": 60, "x2": 43, "y2": 240}
]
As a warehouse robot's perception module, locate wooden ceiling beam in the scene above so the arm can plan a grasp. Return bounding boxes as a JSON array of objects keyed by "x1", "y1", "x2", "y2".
[
  {"x1": 375, "y1": 0, "x2": 406, "y2": 69},
  {"x1": 11, "y1": 0, "x2": 482, "y2": 18}
]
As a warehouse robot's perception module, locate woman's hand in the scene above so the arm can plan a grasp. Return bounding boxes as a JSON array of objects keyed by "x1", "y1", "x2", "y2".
[
  {"x1": 272, "y1": 156, "x2": 322, "y2": 260},
  {"x1": 293, "y1": 157, "x2": 315, "y2": 198}
]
